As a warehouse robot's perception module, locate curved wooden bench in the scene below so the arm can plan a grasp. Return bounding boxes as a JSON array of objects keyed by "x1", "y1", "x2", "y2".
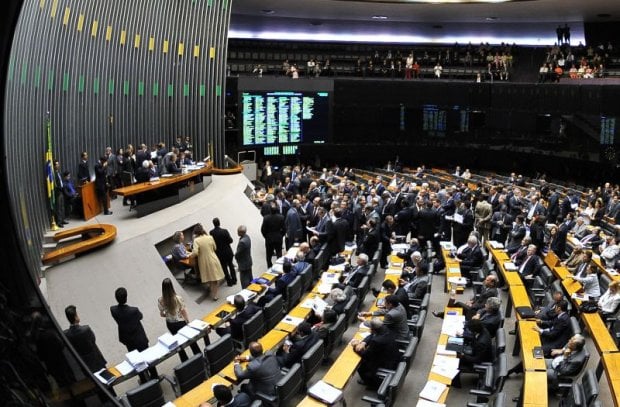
[
  {"x1": 210, "y1": 164, "x2": 243, "y2": 175},
  {"x1": 42, "y1": 224, "x2": 117, "y2": 265}
]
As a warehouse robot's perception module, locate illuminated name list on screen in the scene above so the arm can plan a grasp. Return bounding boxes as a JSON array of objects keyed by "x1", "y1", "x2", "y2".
[{"x1": 242, "y1": 91, "x2": 329, "y2": 146}]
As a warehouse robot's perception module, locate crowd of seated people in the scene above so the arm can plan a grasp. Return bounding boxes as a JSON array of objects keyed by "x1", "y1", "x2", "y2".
[{"x1": 537, "y1": 41, "x2": 618, "y2": 81}]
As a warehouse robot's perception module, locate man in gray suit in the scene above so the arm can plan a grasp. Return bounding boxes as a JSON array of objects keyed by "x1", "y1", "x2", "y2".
[
  {"x1": 234, "y1": 342, "x2": 280, "y2": 398},
  {"x1": 235, "y1": 225, "x2": 253, "y2": 288},
  {"x1": 546, "y1": 334, "x2": 588, "y2": 389},
  {"x1": 360, "y1": 295, "x2": 409, "y2": 340}
]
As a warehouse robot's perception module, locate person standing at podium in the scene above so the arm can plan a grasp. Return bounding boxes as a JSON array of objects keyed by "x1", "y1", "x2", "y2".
[
  {"x1": 94, "y1": 156, "x2": 112, "y2": 215},
  {"x1": 77, "y1": 151, "x2": 90, "y2": 185}
]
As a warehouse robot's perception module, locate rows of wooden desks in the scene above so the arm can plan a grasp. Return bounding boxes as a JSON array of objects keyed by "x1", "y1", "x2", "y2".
[
  {"x1": 175, "y1": 261, "x2": 343, "y2": 406},
  {"x1": 440, "y1": 244, "x2": 465, "y2": 294},
  {"x1": 542, "y1": 251, "x2": 620, "y2": 406},
  {"x1": 486, "y1": 242, "x2": 548, "y2": 407},
  {"x1": 298, "y1": 253, "x2": 406, "y2": 406}
]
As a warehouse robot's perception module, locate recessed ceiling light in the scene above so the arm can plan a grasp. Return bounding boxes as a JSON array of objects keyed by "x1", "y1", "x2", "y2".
[
  {"x1": 372, "y1": 15, "x2": 388, "y2": 20},
  {"x1": 261, "y1": 9, "x2": 275, "y2": 15},
  {"x1": 486, "y1": 17, "x2": 499, "y2": 21}
]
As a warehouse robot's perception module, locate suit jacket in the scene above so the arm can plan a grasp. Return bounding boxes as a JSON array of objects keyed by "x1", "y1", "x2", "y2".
[
  {"x1": 404, "y1": 274, "x2": 429, "y2": 300},
  {"x1": 210, "y1": 226, "x2": 234, "y2": 261},
  {"x1": 345, "y1": 264, "x2": 370, "y2": 288},
  {"x1": 94, "y1": 161, "x2": 107, "y2": 192},
  {"x1": 461, "y1": 327, "x2": 493, "y2": 365},
  {"x1": 519, "y1": 254, "x2": 541, "y2": 278},
  {"x1": 506, "y1": 224, "x2": 527, "y2": 252},
  {"x1": 277, "y1": 332, "x2": 319, "y2": 368},
  {"x1": 230, "y1": 303, "x2": 261, "y2": 341},
  {"x1": 540, "y1": 312, "x2": 571, "y2": 351},
  {"x1": 359, "y1": 226, "x2": 380, "y2": 256},
  {"x1": 554, "y1": 348, "x2": 587, "y2": 377},
  {"x1": 268, "y1": 272, "x2": 297, "y2": 298},
  {"x1": 416, "y1": 208, "x2": 440, "y2": 240},
  {"x1": 472, "y1": 286, "x2": 499, "y2": 310},
  {"x1": 381, "y1": 304, "x2": 409, "y2": 340},
  {"x1": 77, "y1": 160, "x2": 90, "y2": 184},
  {"x1": 261, "y1": 213, "x2": 285, "y2": 244},
  {"x1": 233, "y1": 354, "x2": 280, "y2": 397},
  {"x1": 285, "y1": 207, "x2": 303, "y2": 242},
  {"x1": 64, "y1": 324, "x2": 107, "y2": 372},
  {"x1": 235, "y1": 235, "x2": 253, "y2": 270},
  {"x1": 357, "y1": 326, "x2": 401, "y2": 375},
  {"x1": 475, "y1": 309, "x2": 502, "y2": 335},
  {"x1": 109, "y1": 304, "x2": 149, "y2": 351},
  {"x1": 458, "y1": 245, "x2": 484, "y2": 271}
]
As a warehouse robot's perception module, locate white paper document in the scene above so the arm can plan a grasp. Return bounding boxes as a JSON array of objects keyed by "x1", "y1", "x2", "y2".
[
  {"x1": 431, "y1": 364, "x2": 460, "y2": 380},
  {"x1": 432, "y1": 355, "x2": 460, "y2": 370},
  {"x1": 441, "y1": 315, "x2": 465, "y2": 337},
  {"x1": 162, "y1": 402, "x2": 177, "y2": 407},
  {"x1": 158, "y1": 332, "x2": 179, "y2": 349},
  {"x1": 115, "y1": 360, "x2": 135, "y2": 376},
  {"x1": 308, "y1": 380, "x2": 344, "y2": 404},
  {"x1": 439, "y1": 241, "x2": 454, "y2": 250},
  {"x1": 453, "y1": 213, "x2": 464, "y2": 224},
  {"x1": 328, "y1": 263, "x2": 346, "y2": 272},
  {"x1": 436, "y1": 345, "x2": 457, "y2": 357},
  {"x1": 419, "y1": 380, "x2": 447, "y2": 402},
  {"x1": 385, "y1": 268, "x2": 403, "y2": 275},
  {"x1": 173, "y1": 333, "x2": 189, "y2": 346},
  {"x1": 447, "y1": 277, "x2": 467, "y2": 286},
  {"x1": 312, "y1": 297, "x2": 328, "y2": 316},
  {"x1": 178, "y1": 325, "x2": 201, "y2": 339},
  {"x1": 282, "y1": 315, "x2": 304, "y2": 326},
  {"x1": 489, "y1": 241, "x2": 504, "y2": 249},
  {"x1": 504, "y1": 262, "x2": 518, "y2": 271},
  {"x1": 227, "y1": 289, "x2": 257, "y2": 304},
  {"x1": 321, "y1": 272, "x2": 341, "y2": 284},
  {"x1": 141, "y1": 343, "x2": 169, "y2": 363},
  {"x1": 391, "y1": 243, "x2": 410, "y2": 252},
  {"x1": 317, "y1": 282, "x2": 333, "y2": 294},
  {"x1": 189, "y1": 319, "x2": 209, "y2": 331}
]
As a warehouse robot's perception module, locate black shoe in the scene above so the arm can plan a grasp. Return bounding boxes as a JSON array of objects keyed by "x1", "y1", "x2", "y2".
[
  {"x1": 508, "y1": 329, "x2": 516, "y2": 335},
  {"x1": 62, "y1": 221, "x2": 69, "y2": 225},
  {"x1": 512, "y1": 397, "x2": 520, "y2": 402},
  {"x1": 371, "y1": 288, "x2": 380, "y2": 297},
  {"x1": 104, "y1": 211, "x2": 113, "y2": 215},
  {"x1": 226, "y1": 281, "x2": 234, "y2": 287},
  {"x1": 57, "y1": 224, "x2": 64, "y2": 228},
  {"x1": 432, "y1": 311, "x2": 444, "y2": 319}
]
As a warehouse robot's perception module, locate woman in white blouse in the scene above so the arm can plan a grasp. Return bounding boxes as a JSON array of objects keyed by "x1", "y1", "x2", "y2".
[
  {"x1": 599, "y1": 281, "x2": 620, "y2": 317},
  {"x1": 569, "y1": 264, "x2": 601, "y2": 300}
]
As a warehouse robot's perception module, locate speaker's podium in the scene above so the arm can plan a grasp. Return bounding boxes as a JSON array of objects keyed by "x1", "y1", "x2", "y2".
[
  {"x1": 241, "y1": 161, "x2": 257, "y2": 181},
  {"x1": 78, "y1": 181, "x2": 102, "y2": 220}
]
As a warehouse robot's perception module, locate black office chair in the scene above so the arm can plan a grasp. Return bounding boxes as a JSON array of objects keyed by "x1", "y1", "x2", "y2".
[
  {"x1": 395, "y1": 337, "x2": 418, "y2": 371},
  {"x1": 559, "y1": 383, "x2": 587, "y2": 407},
  {"x1": 284, "y1": 276, "x2": 302, "y2": 312},
  {"x1": 343, "y1": 294, "x2": 359, "y2": 325},
  {"x1": 355, "y1": 276, "x2": 370, "y2": 310},
  {"x1": 164, "y1": 353, "x2": 207, "y2": 396},
  {"x1": 300, "y1": 339, "x2": 324, "y2": 386},
  {"x1": 263, "y1": 294, "x2": 284, "y2": 331},
  {"x1": 467, "y1": 391, "x2": 507, "y2": 407},
  {"x1": 557, "y1": 349, "x2": 591, "y2": 397},
  {"x1": 580, "y1": 369, "x2": 599, "y2": 407},
  {"x1": 408, "y1": 310, "x2": 427, "y2": 338},
  {"x1": 298, "y1": 264, "x2": 313, "y2": 292},
  {"x1": 125, "y1": 378, "x2": 165, "y2": 407},
  {"x1": 256, "y1": 363, "x2": 304, "y2": 407},
  {"x1": 361, "y1": 361, "x2": 407, "y2": 407},
  {"x1": 469, "y1": 353, "x2": 508, "y2": 404},
  {"x1": 204, "y1": 333, "x2": 235, "y2": 376},
  {"x1": 324, "y1": 314, "x2": 347, "y2": 361},
  {"x1": 234, "y1": 310, "x2": 265, "y2": 352}
]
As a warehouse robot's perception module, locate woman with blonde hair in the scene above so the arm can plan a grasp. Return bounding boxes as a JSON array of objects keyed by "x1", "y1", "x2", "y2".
[
  {"x1": 158, "y1": 278, "x2": 202, "y2": 361},
  {"x1": 599, "y1": 281, "x2": 620, "y2": 317},
  {"x1": 190, "y1": 224, "x2": 225, "y2": 301}
]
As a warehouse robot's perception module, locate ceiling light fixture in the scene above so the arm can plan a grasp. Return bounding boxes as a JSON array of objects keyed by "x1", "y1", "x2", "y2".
[
  {"x1": 372, "y1": 15, "x2": 388, "y2": 20},
  {"x1": 486, "y1": 17, "x2": 499, "y2": 21}
]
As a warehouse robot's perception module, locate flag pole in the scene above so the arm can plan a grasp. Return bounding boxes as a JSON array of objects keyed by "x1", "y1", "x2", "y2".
[{"x1": 46, "y1": 112, "x2": 59, "y2": 231}]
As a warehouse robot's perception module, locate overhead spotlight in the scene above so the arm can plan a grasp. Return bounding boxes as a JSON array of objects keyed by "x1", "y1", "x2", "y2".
[
  {"x1": 486, "y1": 17, "x2": 499, "y2": 21},
  {"x1": 372, "y1": 15, "x2": 388, "y2": 20}
]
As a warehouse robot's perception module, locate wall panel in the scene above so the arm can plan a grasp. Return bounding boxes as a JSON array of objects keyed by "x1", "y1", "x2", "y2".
[{"x1": 4, "y1": 0, "x2": 230, "y2": 274}]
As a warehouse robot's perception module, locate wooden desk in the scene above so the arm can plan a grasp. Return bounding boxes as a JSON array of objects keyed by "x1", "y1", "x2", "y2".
[
  {"x1": 442, "y1": 248, "x2": 464, "y2": 294},
  {"x1": 322, "y1": 332, "x2": 365, "y2": 389},
  {"x1": 506, "y1": 284, "x2": 531, "y2": 319},
  {"x1": 202, "y1": 303, "x2": 237, "y2": 327},
  {"x1": 218, "y1": 329, "x2": 289, "y2": 383},
  {"x1": 581, "y1": 312, "x2": 619, "y2": 354},
  {"x1": 42, "y1": 224, "x2": 117, "y2": 265},
  {"x1": 173, "y1": 375, "x2": 233, "y2": 407},
  {"x1": 517, "y1": 320, "x2": 546, "y2": 371},
  {"x1": 297, "y1": 397, "x2": 328, "y2": 407},
  {"x1": 522, "y1": 371, "x2": 548, "y2": 407},
  {"x1": 78, "y1": 181, "x2": 102, "y2": 220},
  {"x1": 601, "y1": 352, "x2": 620, "y2": 407},
  {"x1": 113, "y1": 165, "x2": 212, "y2": 197}
]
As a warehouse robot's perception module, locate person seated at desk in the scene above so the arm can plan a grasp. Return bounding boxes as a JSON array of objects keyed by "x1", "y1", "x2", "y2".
[
  {"x1": 399, "y1": 259, "x2": 430, "y2": 301},
  {"x1": 562, "y1": 247, "x2": 585, "y2": 273},
  {"x1": 359, "y1": 295, "x2": 409, "y2": 340},
  {"x1": 537, "y1": 291, "x2": 565, "y2": 322},
  {"x1": 233, "y1": 342, "x2": 280, "y2": 399},
  {"x1": 600, "y1": 235, "x2": 620, "y2": 266},
  {"x1": 455, "y1": 235, "x2": 484, "y2": 274},
  {"x1": 507, "y1": 334, "x2": 587, "y2": 392},
  {"x1": 276, "y1": 322, "x2": 319, "y2": 369},
  {"x1": 508, "y1": 236, "x2": 532, "y2": 266},
  {"x1": 599, "y1": 281, "x2": 620, "y2": 318},
  {"x1": 455, "y1": 319, "x2": 493, "y2": 379},
  {"x1": 534, "y1": 300, "x2": 571, "y2": 357},
  {"x1": 340, "y1": 253, "x2": 371, "y2": 289},
  {"x1": 292, "y1": 250, "x2": 310, "y2": 275},
  {"x1": 328, "y1": 288, "x2": 349, "y2": 315},
  {"x1": 350, "y1": 318, "x2": 401, "y2": 390},
  {"x1": 257, "y1": 261, "x2": 296, "y2": 306},
  {"x1": 518, "y1": 244, "x2": 541, "y2": 282},
  {"x1": 468, "y1": 297, "x2": 503, "y2": 336},
  {"x1": 433, "y1": 275, "x2": 499, "y2": 320},
  {"x1": 171, "y1": 231, "x2": 192, "y2": 263},
  {"x1": 399, "y1": 250, "x2": 428, "y2": 280},
  {"x1": 216, "y1": 295, "x2": 261, "y2": 342},
  {"x1": 372, "y1": 280, "x2": 409, "y2": 317},
  {"x1": 164, "y1": 153, "x2": 182, "y2": 174},
  {"x1": 312, "y1": 308, "x2": 338, "y2": 340},
  {"x1": 209, "y1": 384, "x2": 251, "y2": 407},
  {"x1": 571, "y1": 216, "x2": 589, "y2": 239},
  {"x1": 568, "y1": 263, "x2": 601, "y2": 300},
  {"x1": 395, "y1": 238, "x2": 423, "y2": 263}
]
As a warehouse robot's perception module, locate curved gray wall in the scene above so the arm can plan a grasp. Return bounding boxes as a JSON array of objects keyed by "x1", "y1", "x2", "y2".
[{"x1": 4, "y1": 0, "x2": 230, "y2": 274}]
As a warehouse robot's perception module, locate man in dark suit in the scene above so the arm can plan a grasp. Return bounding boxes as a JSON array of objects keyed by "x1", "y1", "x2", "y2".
[
  {"x1": 470, "y1": 297, "x2": 503, "y2": 336},
  {"x1": 94, "y1": 156, "x2": 112, "y2": 215},
  {"x1": 456, "y1": 235, "x2": 484, "y2": 273},
  {"x1": 506, "y1": 215, "x2": 526, "y2": 253},
  {"x1": 110, "y1": 287, "x2": 157, "y2": 381},
  {"x1": 458, "y1": 319, "x2": 494, "y2": 372},
  {"x1": 216, "y1": 295, "x2": 261, "y2": 342},
  {"x1": 210, "y1": 218, "x2": 237, "y2": 286},
  {"x1": 277, "y1": 322, "x2": 318, "y2": 368},
  {"x1": 235, "y1": 225, "x2": 253, "y2": 288},
  {"x1": 546, "y1": 334, "x2": 588, "y2": 389},
  {"x1": 261, "y1": 206, "x2": 285, "y2": 268},
  {"x1": 284, "y1": 199, "x2": 303, "y2": 249},
  {"x1": 434, "y1": 274, "x2": 499, "y2": 320},
  {"x1": 535, "y1": 300, "x2": 571, "y2": 357},
  {"x1": 518, "y1": 244, "x2": 541, "y2": 282},
  {"x1": 490, "y1": 205, "x2": 512, "y2": 244},
  {"x1": 64, "y1": 305, "x2": 107, "y2": 373},
  {"x1": 212, "y1": 384, "x2": 251, "y2": 407},
  {"x1": 77, "y1": 151, "x2": 90, "y2": 185},
  {"x1": 416, "y1": 201, "x2": 440, "y2": 249},
  {"x1": 234, "y1": 342, "x2": 280, "y2": 398},
  {"x1": 351, "y1": 318, "x2": 401, "y2": 389},
  {"x1": 342, "y1": 253, "x2": 371, "y2": 288},
  {"x1": 358, "y1": 217, "x2": 380, "y2": 257},
  {"x1": 260, "y1": 261, "x2": 297, "y2": 305}
]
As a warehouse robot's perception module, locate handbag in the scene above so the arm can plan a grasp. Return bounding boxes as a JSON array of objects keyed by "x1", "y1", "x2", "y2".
[
  {"x1": 515, "y1": 306, "x2": 536, "y2": 319},
  {"x1": 579, "y1": 301, "x2": 598, "y2": 313}
]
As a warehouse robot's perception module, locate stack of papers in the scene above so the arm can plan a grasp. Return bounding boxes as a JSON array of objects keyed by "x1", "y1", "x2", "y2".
[
  {"x1": 441, "y1": 315, "x2": 465, "y2": 337},
  {"x1": 189, "y1": 319, "x2": 209, "y2": 331},
  {"x1": 391, "y1": 243, "x2": 410, "y2": 252},
  {"x1": 125, "y1": 349, "x2": 148, "y2": 372},
  {"x1": 571, "y1": 292, "x2": 590, "y2": 301},
  {"x1": 311, "y1": 297, "x2": 328, "y2": 316},
  {"x1": 321, "y1": 272, "x2": 340, "y2": 285},
  {"x1": 385, "y1": 268, "x2": 403, "y2": 275},
  {"x1": 439, "y1": 241, "x2": 455, "y2": 250},
  {"x1": 447, "y1": 277, "x2": 467, "y2": 286},
  {"x1": 419, "y1": 380, "x2": 447, "y2": 402},
  {"x1": 328, "y1": 263, "x2": 347, "y2": 272},
  {"x1": 141, "y1": 343, "x2": 170, "y2": 363},
  {"x1": 317, "y1": 282, "x2": 333, "y2": 294},
  {"x1": 504, "y1": 262, "x2": 518, "y2": 271},
  {"x1": 416, "y1": 400, "x2": 446, "y2": 407},
  {"x1": 488, "y1": 241, "x2": 504, "y2": 249},
  {"x1": 308, "y1": 380, "x2": 343, "y2": 404},
  {"x1": 114, "y1": 360, "x2": 134, "y2": 376},
  {"x1": 178, "y1": 325, "x2": 201, "y2": 339},
  {"x1": 158, "y1": 332, "x2": 179, "y2": 350},
  {"x1": 270, "y1": 264, "x2": 283, "y2": 274},
  {"x1": 282, "y1": 316, "x2": 304, "y2": 326},
  {"x1": 226, "y1": 289, "x2": 257, "y2": 304}
]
